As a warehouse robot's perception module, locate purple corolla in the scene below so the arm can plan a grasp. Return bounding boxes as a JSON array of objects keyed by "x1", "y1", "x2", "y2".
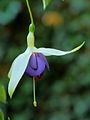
[{"x1": 25, "y1": 53, "x2": 49, "y2": 79}]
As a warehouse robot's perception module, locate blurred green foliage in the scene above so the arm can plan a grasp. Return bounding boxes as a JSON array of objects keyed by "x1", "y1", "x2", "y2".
[
  {"x1": 8, "y1": 117, "x2": 10, "y2": 120},
  {"x1": 42, "y1": 0, "x2": 52, "y2": 9},
  {"x1": 0, "y1": 109, "x2": 4, "y2": 120},
  {"x1": 0, "y1": 0, "x2": 21, "y2": 25},
  {"x1": 0, "y1": 0, "x2": 90, "y2": 120},
  {"x1": 0, "y1": 84, "x2": 6, "y2": 104}
]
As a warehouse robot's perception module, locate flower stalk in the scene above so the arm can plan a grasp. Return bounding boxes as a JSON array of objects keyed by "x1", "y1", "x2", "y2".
[{"x1": 26, "y1": 0, "x2": 34, "y2": 24}]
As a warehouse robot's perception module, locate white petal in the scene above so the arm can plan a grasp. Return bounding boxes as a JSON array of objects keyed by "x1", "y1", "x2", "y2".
[
  {"x1": 8, "y1": 48, "x2": 32, "y2": 98},
  {"x1": 36, "y1": 42, "x2": 85, "y2": 56}
]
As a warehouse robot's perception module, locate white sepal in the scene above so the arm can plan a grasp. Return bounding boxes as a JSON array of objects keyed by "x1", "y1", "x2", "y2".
[
  {"x1": 36, "y1": 42, "x2": 85, "y2": 56},
  {"x1": 8, "y1": 48, "x2": 32, "y2": 98}
]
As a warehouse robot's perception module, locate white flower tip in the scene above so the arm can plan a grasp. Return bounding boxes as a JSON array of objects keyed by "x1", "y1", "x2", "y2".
[
  {"x1": 8, "y1": 90, "x2": 13, "y2": 99},
  {"x1": 82, "y1": 41, "x2": 85, "y2": 46},
  {"x1": 66, "y1": 41, "x2": 85, "y2": 55},
  {"x1": 8, "y1": 84, "x2": 14, "y2": 99},
  {"x1": 74, "y1": 41, "x2": 85, "y2": 51},
  {"x1": 10, "y1": 95, "x2": 12, "y2": 99},
  {"x1": 79, "y1": 41, "x2": 85, "y2": 48}
]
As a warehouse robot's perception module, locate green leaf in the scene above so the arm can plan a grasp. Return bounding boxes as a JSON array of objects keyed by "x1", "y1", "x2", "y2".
[
  {"x1": 0, "y1": 84, "x2": 6, "y2": 103},
  {"x1": 42, "y1": 0, "x2": 52, "y2": 9},
  {"x1": 0, "y1": 110, "x2": 4, "y2": 120}
]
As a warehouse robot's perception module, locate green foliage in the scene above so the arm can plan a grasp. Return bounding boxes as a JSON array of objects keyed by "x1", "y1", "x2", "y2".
[
  {"x1": 0, "y1": 110, "x2": 4, "y2": 120},
  {"x1": 42, "y1": 0, "x2": 64, "y2": 9},
  {"x1": 42, "y1": 0, "x2": 52, "y2": 9},
  {"x1": 0, "y1": 84, "x2": 6, "y2": 104},
  {"x1": 0, "y1": 0, "x2": 21, "y2": 25}
]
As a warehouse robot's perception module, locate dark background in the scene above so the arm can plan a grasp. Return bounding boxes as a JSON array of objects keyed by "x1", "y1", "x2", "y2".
[{"x1": 0, "y1": 0, "x2": 90, "y2": 120}]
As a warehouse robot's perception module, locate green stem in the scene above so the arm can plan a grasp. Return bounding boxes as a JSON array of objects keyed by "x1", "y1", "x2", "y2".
[{"x1": 26, "y1": 0, "x2": 34, "y2": 24}]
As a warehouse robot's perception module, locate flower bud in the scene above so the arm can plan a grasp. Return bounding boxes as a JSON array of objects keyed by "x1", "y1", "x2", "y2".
[{"x1": 29, "y1": 23, "x2": 35, "y2": 32}]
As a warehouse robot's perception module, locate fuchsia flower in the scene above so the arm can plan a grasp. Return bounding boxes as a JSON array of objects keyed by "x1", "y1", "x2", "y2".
[{"x1": 8, "y1": 30, "x2": 85, "y2": 107}]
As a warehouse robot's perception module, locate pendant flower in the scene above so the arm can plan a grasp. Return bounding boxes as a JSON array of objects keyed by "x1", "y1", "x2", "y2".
[{"x1": 8, "y1": 28, "x2": 85, "y2": 107}]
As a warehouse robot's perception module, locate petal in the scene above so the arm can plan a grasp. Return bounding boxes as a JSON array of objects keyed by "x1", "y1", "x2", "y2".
[
  {"x1": 29, "y1": 54, "x2": 38, "y2": 70},
  {"x1": 38, "y1": 53, "x2": 49, "y2": 70},
  {"x1": 8, "y1": 48, "x2": 32, "y2": 98},
  {"x1": 25, "y1": 54, "x2": 45, "y2": 77},
  {"x1": 36, "y1": 42, "x2": 85, "y2": 56}
]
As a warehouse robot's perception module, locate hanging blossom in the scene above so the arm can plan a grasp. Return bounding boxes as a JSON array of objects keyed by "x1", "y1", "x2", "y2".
[{"x1": 8, "y1": 24, "x2": 85, "y2": 107}]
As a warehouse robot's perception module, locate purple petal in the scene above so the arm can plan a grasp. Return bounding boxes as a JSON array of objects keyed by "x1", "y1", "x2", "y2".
[
  {"x1": 37, "y1": 53, "x2": 49, "y2": 70},
  {"x1": 29, "y1": 53, "x2": 38, "y2": 70},
  {"x1": 25, "y1": 53, "x2": 49, "y2": 78},
  {"x1": 25, "y1": 54, "x2": 45, "y2": 77}
]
